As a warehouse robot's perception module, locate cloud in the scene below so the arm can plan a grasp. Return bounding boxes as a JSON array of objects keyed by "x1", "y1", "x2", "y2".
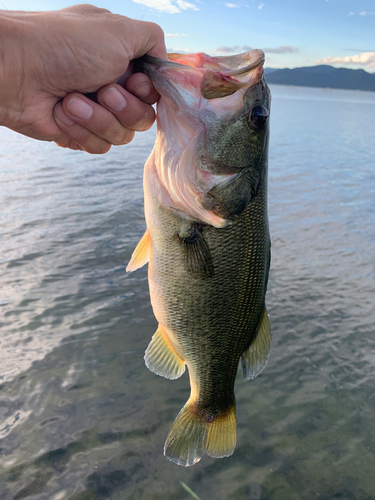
[
  {"x1": 217, "y1": 46, "x2": 240, "y2": 53},
  {"x1": 315, "y1": 52, "x2": 375, "y2": 68},
  {"x1": 348, "y1": 10, "x2": 375, "y2": 15},
  {"x1": 132, "y1": 0, "x2": 198, "y2": 13},
  {"x1": 216, "y1": 45, "x2": 253, "y2": 53},
  {"x1": 165, "y1": 33, "x2": 189, "y2": 37},
  {"x1": 344, "y1": 48, "x2": 375, "y2": 52},
  {"x1": 176, "y1": 0, "x2": 199, "y2": 10},
  {"x1": 263, "y1": 46, "x2": 298, "y2": 54},
  {"x1": 258, "y1": 3, "x2": 265, "y2": 9},
  {"x1": 216, "y1": 45, "x2": 298, "y2": 54},
  {"x1": 226, "y1": 3, "x2": 240, "y2": 7},
  {"x1": 167, "y1": 48, "x2": 191, "y2": 53}
]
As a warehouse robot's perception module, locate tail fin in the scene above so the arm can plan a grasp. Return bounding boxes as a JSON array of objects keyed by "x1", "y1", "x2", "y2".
[{"x1": 164, "y1": 398, "x2": 237, "y2": 467}]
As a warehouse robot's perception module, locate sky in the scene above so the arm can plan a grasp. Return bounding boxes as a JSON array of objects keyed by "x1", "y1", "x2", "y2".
[{"x1": 2, "y1": 0, "x2": 375, "y2": 70}]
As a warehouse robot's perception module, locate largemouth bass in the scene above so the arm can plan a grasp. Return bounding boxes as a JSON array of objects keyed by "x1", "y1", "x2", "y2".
[{"x1": 127, "y1": 50, "x2": 271, "y2": 466}]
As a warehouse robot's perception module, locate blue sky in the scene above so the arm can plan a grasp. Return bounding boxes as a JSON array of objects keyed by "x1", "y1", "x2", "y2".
[{"x1": 3, "y1": 0, "x2": 375, "y2": 70}]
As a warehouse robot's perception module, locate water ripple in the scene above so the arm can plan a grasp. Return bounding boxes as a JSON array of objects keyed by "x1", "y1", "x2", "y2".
[{"x1": 1, "y1": 88, "x2": 375, "y2": 499}]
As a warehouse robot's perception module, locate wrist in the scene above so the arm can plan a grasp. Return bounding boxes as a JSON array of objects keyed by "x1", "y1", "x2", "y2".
[{"x1": 0, "y1": 11, "x2": 31, "y2": 129}]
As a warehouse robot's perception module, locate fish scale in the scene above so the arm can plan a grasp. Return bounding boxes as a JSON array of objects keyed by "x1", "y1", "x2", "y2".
[{"x1": 127, "y1": 50, "x2": 271, "y2": 466}]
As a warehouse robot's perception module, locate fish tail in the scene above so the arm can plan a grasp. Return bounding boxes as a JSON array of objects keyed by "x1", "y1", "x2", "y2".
[{"x1": 164, "y1": 397, "x2": 237, "y2": 467}]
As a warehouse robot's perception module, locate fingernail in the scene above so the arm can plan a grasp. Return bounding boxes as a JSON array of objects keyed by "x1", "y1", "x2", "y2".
[
  {"x1": 102, "y1": 87, "x2": 126, "y2": 112},
  {"x1": 68, "y1": 97, "x2": 93, "y2": 120},
  {"x1": 54, "y1": 103, "x2": 74, "y2": 126},
  {"x1": 131, "y1": 83, "x2": 150, "y2": 99}
]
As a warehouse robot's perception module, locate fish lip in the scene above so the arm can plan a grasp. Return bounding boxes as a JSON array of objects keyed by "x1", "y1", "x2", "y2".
[
  {"x1": 136, "y1": 50, "x2": 265, "y2": 78},
  {"x1": 136, "y1": 50, "x2": 266, "y2": 104},
  {"x1": 219, "y1": 51, "x2": 265, "y2": 77}
]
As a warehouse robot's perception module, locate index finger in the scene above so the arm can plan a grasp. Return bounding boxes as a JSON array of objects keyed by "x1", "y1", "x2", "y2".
[
  {"x1": 121, "y1": 19, "x2": 167, "y2": 60},
  {"x1": 95, "y1": 83, "x2": 156, "y2": 131}
]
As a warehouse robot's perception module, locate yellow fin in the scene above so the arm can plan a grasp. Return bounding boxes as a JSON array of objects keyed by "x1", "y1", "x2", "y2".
[
  {"x1": 144, "y1": 325, "x2": 185, "y2": 380},
  {"x1": 241, "y1": 306, "x2": 271, "y2": 381},
  {"x1": 126, "y1": 229, "x2": 151, "y2": 272},
  {"x1": 164, "y1": 398, "x2": 236, "y2": 467},
  {"x1": 206, "y1": 403, "x2": 237, "y2": 459}
]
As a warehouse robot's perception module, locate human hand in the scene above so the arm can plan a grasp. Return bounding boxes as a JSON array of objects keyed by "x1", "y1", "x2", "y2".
[{"x1": 0, "y1": 5, "x2": 167, "y2": 153}]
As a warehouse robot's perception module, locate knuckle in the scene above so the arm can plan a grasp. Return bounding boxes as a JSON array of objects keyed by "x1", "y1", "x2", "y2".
[
  {"x1": 96, "y1": 142, "x2": 112, "y2": 154},
  {"x1": 122, "y1": 107, "x2": 153, "y2": 131},
  {"x1": 148, "y1": 22, "x2": 165, "y2": 41},
  {"x1": 111, "y1": 128, "x2": 134, "y2": 146},
  {"x1": 132, "y1": 108, "x2": 155, "y2": 131},
  {"x1": 63, "y1": 126, "x2": 105, "y2": 153},
  {"x1": 69, "y1": 126, "x2": 92, "y2": 146},
  {"x1": 54, "y1": 139, "x2": 69, "y2": 148},
  {"x1": 68, "y1": 141, "x2": 80, "y2": 151},
  {"x1": 140, "y1": 119, "x2": 153, "y2": 132},
  {"x1": 95, "y1": 115, "x2": 113, "y2": 137},
  {"x1": 82, "y1": 141, "x2": 111, "y2": 155},
  {"x1": 122, "y1": 130, "x2": 135, "y2": 145},
  {"x1": 69, "y1": 4, "x2": 110, "y2": 16},
  {"x1": 93, "y1": 114, "x2": 131, "y2": 145}
]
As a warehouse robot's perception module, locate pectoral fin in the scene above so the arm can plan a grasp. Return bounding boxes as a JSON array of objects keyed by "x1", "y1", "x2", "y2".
[
  {"x1": 126, "y1": 229, "x2": 151, "y2": 272},
  {"x1": 145, "y1": 325, "x2": 186, "y2": 380},
  {"x1": 241, "y1": 306, "x2": 271, "y2": 381},
  {"x1": 177, "y1": 223, "x2": 214, "y2": 279}
]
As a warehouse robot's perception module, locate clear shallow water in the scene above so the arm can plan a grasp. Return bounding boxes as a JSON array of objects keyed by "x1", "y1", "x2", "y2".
[{"x1": 0, "y1": 85, "x2": 375, "y2": 499}]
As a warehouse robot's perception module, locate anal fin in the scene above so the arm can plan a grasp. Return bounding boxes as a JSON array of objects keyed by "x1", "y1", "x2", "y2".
[
  {"x1": 241, "y1": 306, "x2": 271, "y2": 381},
  {"x1": 126, "y1": 229, "x2": 151, "y2": 272},
  {"x1": 145, "y1": 325, "x2": 185, "y2": 380}
]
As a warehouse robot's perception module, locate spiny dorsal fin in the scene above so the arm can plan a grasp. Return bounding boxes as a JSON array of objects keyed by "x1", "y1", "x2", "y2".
[
  {"x1": 241, "y1": 306, "x2": 271, "y2": 381},
  {"x1": 144, "y1": 325, "x2": 186, "y2": 380},
  {"x1": 126, "y1": 229, "x2": 151, "y2": 272}
]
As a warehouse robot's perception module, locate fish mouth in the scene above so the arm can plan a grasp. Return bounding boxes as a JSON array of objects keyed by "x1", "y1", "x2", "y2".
[
  {"x1": 215, "y1": 51, "x2": 265, "y2": 77},
  {"x1": 135, "y1": 50, "x2": 265, "y2": 100},
  {"x1": 140, "y1": 50, "x2": 264, "y2": 76}
]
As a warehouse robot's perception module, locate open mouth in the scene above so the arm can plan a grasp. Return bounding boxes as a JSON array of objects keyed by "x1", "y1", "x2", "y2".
[{"x1": 137, "y1": 50, "x2": 265, "y2": 100}]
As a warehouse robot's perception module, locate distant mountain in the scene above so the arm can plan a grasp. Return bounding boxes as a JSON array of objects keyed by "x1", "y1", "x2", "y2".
[
  {"x1": 264, "y1": 68, "x2": 280, "y2": 75},
  {"x1": 265, "y1": 65, "x2": 375, "y2": 92}
]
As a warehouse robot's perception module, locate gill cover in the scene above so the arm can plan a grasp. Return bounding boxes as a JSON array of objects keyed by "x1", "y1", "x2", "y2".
[{"x1": 136, "y1": 50, "x2": 270, "y2": 227}]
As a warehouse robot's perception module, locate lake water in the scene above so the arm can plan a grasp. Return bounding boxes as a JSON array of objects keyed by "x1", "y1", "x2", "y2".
[{"x1": 1, "y1": 84, "x2": 375, "y2": 500}]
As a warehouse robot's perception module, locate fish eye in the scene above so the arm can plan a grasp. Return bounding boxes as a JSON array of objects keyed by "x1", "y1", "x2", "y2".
[{"x1": 249, "y1": 105, "x2": 269, "y2": 129}]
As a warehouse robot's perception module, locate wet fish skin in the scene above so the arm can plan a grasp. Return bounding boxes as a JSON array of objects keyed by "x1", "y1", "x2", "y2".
[{"x1": 128, "y1": 51, "x2": 271, "y2": 466}]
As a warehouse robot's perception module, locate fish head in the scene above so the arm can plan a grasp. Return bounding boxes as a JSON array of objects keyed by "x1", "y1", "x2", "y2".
[{"x1": 137, "y1": 50, "x2": 270, "y2": 227}]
